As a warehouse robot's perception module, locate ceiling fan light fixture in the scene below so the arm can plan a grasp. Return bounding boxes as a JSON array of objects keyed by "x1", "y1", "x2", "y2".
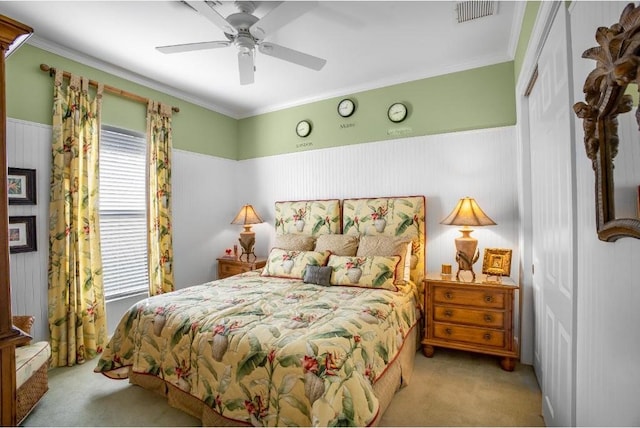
[
  {"x1": 235, "y1": 34, "x2": 255, "y2": 52},
  {"x1": 238, "y1": 49, "x2": 255, "y2": 85}
]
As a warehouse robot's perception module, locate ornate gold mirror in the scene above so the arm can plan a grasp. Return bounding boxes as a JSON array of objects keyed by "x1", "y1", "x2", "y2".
[{"x1": 573, "y1": 2, "x2": 640, "y2": 241}]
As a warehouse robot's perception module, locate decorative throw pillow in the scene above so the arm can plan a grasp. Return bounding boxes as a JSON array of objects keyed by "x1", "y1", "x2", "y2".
[
  {"x1": 274, "y1": 234, "x2": 316, "y2": 251},
  {"x1": 303, "y1": 265, "x2": 332, "y2": 286},
  {"x1": 314, "y1": 234, "x2": 359, "y2": 256},
  {"x1": 261, "y1": 248, "x2": 330, "y2": 279},
  {"x1": 327, "y1": 255, "x2": 400, "y2": 291},
  {"x1": 356, "y1": 235, "x2": 412, "y2": 284}
]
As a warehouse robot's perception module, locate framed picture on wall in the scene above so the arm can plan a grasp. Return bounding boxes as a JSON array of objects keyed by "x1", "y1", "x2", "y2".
[
  {"x1": 9, "y1": 216, "x2": 37, "y2": 253},
  {"x1": 8, "y1": 167, "x2": 36, "y2": 205},
  {"x1": 482, "y1": 248, "x2": 512, "y2": 277}
]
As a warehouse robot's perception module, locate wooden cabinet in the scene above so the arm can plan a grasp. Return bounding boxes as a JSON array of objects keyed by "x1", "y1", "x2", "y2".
[
  {"x1": 217, "y1": 257, "x2": 266, "y2": 279},
  {"x1": 0, "y1": 15, "x2": 33, "y2": 426},
  {"x1": 422, "y1": 273, "x2": 519, "y2": 371}
]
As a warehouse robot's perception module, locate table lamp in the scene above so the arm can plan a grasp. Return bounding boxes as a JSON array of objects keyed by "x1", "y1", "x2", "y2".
[
  {"x1": 231, "y1": 204, "x2": 263, "y2": 262},
  {"x1": 441, "y1": 197, "x2": 496, "y2": 281}
]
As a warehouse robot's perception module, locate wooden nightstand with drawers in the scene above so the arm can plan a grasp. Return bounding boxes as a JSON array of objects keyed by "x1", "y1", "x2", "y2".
[
  {"x1": 217, "y1": 257, "x2": 266, "y2": 279},
  {"x1": 422, "y1": 272, "x2": 519, "y2": 371}
]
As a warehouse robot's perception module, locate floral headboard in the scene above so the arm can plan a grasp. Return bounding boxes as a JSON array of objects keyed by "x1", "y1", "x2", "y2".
[
  {"x1": 342, "y1": 196, "x2": 426, "y2": 285},
  {"x1": 274, "y1": 199, "x2": 341, "y2": 236}
]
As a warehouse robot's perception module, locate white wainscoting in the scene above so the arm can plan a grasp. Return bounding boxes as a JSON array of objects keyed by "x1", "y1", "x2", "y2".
[
  {"x1": 7, "y1": 119, "x2": 52, "y2": 343},
  {"x1": 7, "y1": 118, "x2": 525, "y2": 356},
  {"x1": 6, "y1": 118, "x2": 239, "y2": 340},
  {"x1": 571, "y1": 2, "x2": 640, "y2": 425},
  {"x1": 239, "y1": 126, "x2": 519, "y2": 273},
  {"x1": 238, "y1": 126, "x2": 525, "y2": 353},
  {"x1": 171, "y1": 149, "x2": 238, "y2": 288}
]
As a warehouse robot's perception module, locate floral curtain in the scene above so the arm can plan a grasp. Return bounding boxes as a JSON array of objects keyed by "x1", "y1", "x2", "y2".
[
  {"x1": 146, "y1": 101, "x2": 174, "y2": 295},
  {"x1": 48, "y1": 69, "x2": 107, "y2": 367}
]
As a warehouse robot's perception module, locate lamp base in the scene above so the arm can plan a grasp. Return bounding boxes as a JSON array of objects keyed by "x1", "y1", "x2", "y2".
[
  {"x1": 238, "y1": 228, "x2": 256, "y2": 262},
  {"x1": 454, "y1": 228, "x2": 480, "y2": 281},
  {"x1": 455, "y1": 250, "x2": 479, "y2": 281}
]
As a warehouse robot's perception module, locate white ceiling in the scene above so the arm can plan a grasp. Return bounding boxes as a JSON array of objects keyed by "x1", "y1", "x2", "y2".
[{"x1": 0, "y1": 1, "x2": 524, "y2": 119}]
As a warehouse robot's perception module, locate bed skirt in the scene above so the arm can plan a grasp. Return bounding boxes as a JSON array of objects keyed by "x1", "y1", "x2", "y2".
[{"x1": 127, "y1": 325, "x2": 419, "y2": 427}]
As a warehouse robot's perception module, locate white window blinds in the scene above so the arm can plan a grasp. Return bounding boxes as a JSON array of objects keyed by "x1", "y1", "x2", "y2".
[{"x1": 99, "y1": 126, "x2": 149, "y2": 301}]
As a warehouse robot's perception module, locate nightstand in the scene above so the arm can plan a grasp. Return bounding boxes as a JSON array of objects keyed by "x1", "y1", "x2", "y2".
[
  {"x1": 217, "y1": 257, "x2": 266, "y2": 279},
  {"x1": 422, "y1": 272, "x2": 519, "y2": 371}
]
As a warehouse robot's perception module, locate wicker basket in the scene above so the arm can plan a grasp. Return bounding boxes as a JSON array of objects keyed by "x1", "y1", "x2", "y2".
[
  {"x1": 16, "y1": 362, "x2": 48, "y2": 424},
  {"x1": 13, "y1": 315, "x2": 49, "y2": 424}
]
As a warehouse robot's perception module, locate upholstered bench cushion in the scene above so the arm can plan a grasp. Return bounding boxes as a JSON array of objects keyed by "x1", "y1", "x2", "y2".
[{"x1": 16, "y1": 341, "x2": 51, "y2": 389}]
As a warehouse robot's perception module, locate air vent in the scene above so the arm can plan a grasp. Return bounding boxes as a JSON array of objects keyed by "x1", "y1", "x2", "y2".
[
  {"x1": 456, "y1": 1, "x2": 496, "y2": 23},
  {"x1": 182, "y1": 0, "x2": 222, "y2": 11}
]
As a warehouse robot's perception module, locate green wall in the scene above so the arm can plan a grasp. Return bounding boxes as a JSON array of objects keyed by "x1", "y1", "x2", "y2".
[
  {"x1": 514, "y1": 2, "x2": 542, "y2": 81},
  {"x1": 238, "y1": 61, "x2": 516, "y2": 159},
  {"x1": 6, "y1": 44, "x2": 238, "y2": 159},
  {"x1": 7, "y1": 46, "x2": 517, "y2": 161}
]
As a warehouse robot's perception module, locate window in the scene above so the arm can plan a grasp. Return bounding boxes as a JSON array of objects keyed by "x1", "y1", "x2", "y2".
[{"x1": 99, "y1": 126, "x2": 148, "y2": 301}]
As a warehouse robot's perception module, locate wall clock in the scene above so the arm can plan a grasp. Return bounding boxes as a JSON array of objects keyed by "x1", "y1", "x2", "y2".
[
  {"x1": 296, "y1": 120, "x2": 312, "y2": 137},
  {"x1": 387, "y1": 102, "x2": 408, "y2": 123},
  {"x1": 337, "y1": 98, "x2": 356, "y2": 118}
]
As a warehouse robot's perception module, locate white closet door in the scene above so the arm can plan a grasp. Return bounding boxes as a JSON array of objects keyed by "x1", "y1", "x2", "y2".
[{"x1": 527, "y1": 5, "x2": 575, "y2": 427}]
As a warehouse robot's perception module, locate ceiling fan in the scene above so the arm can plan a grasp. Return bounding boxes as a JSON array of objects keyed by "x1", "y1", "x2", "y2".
[{"x1": 157, "y1": 1, "x2": 327, "y2": 85}]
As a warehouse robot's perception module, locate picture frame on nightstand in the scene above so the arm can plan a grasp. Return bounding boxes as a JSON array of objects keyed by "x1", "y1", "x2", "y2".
[{"x1": 482, "y1": 248, "x2": 512, "y2": 278}]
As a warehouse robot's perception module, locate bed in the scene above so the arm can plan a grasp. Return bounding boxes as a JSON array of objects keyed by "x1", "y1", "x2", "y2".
[{"x1": 95, "y1": 195, "x2": 426, "y2": 426}]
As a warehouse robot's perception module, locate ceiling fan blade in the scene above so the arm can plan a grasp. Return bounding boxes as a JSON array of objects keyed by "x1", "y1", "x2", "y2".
[
  {"x1": 156, "y1": 40, "x2": 230, "y2": 54},
  {"x1": 185, "y1": 0, "x2": 237, "y2": 35},
  {"x1": 238, "y1": 51, "x2": 255, "y2": 85},
  {"x1": 259, "y1": 43, "x2": 326, "y2": 71},
  {"x1": 249, "y1": 1, "x2": 318, "y2": 39}
]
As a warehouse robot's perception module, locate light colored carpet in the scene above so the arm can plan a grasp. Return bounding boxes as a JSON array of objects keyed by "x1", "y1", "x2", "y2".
[{"x1": 22, "y1": 348, "x2": 544, "y2": 427}]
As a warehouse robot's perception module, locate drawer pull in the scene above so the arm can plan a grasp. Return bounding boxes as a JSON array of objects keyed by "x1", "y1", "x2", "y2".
[
  {"x1": 484, "y1": 314, "x2": 493, "y2": 323},
  {"x1": 483, "y1": 333, "x2": 492, "y2": 341},
  {"x1": 444, "y1": 310, "x2": 453, "y2": 317},
  {"x1": 444, "y1": 291, "x2": 453, "y2": 300},
  {"x1": 445, "y1": 328, "x2": 453, "y2": 335},
  {"x1": 484, "y1": 295, "x2": 494, "y2": 303}
]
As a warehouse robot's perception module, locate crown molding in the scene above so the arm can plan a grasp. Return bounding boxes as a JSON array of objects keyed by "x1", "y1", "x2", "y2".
[
  {"x1": 240, "y1": 52, "x2": 512, "y2": 118},
  {"x1": 28, "y1": 30, "x2": 514, "y2": 121}
]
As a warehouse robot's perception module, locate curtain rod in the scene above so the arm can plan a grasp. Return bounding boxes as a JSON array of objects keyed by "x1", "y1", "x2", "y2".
[{"x1": 39, "y1": 63, "x2": 180, "y2": 113}]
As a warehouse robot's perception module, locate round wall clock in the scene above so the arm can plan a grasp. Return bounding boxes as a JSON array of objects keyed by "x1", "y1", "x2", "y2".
[
  {"x1": 337, "y1": 98, "x2": 356, "y2": 118},
  {"x1": 387, "y1": 102, "x2": 408, "y2": 123},
  {"x1": 296, "y1": 119, "x2": 312, "y2": 137}
]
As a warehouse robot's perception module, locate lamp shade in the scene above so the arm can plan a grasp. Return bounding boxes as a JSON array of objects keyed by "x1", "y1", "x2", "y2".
[
  {"x1": 231, "y1": 204, "x2": 263, "y2": 226},
  {"x1": 440, "y1": 197, "x2": 496, "y2": 227}
]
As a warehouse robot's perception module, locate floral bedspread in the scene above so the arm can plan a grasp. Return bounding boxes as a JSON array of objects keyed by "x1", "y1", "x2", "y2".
[{"x1": 95, "y1": 271, "x2": 419, "y2": 427}]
